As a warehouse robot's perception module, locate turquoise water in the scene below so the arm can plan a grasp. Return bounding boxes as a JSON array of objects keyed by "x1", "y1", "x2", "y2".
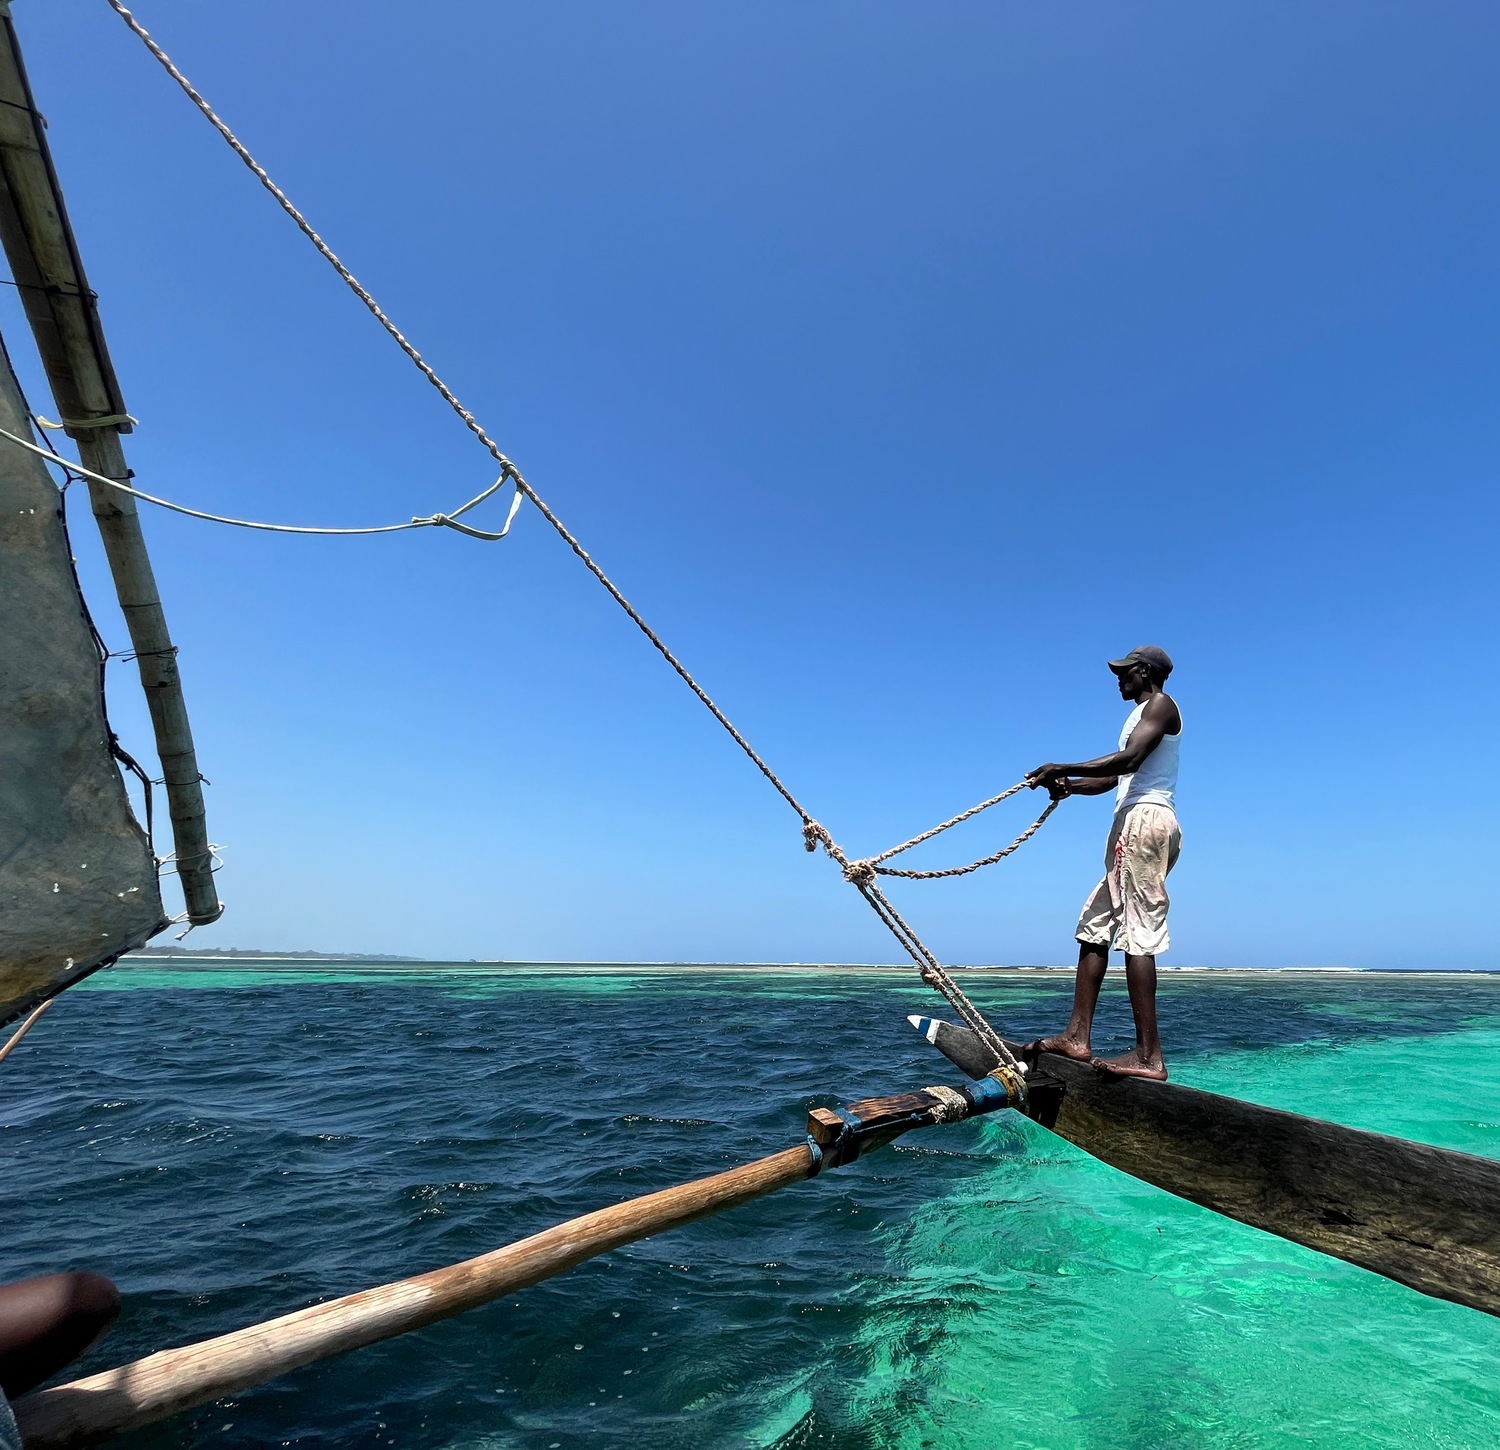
[{"x1": 3, "y1": 963, "x2": 1499, "y2": 1447}]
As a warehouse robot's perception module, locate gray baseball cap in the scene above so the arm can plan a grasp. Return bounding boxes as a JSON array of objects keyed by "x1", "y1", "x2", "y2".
[{"x1": 1108, "y1": 645, "x2": 1173, "y2": 679}]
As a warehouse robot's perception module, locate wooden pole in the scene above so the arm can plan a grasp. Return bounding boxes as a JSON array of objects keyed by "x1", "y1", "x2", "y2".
[
  {"x1": 12, "y1": 1077, "x2": 1018, "y2": 1446},
  {"x1": 0, "y1": 998, "x2": 50, "y2": 1066},
  {"x1": 0, "y1": 14, "x2": 220, "y2": 925},
  {"x1": 14, "y1": 1145, "x2": 815, "y2": 1448}
]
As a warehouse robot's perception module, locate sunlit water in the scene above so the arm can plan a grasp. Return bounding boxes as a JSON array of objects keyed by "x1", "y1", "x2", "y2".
[{"x1": 3, "y1": 963, "x2": 1499, "y2": 1448}]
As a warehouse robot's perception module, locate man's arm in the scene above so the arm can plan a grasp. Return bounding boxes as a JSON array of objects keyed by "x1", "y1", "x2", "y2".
[
  {"x1": 1055, "y1": 775, "x2": 1117, "y2": 796},
  {"x1": 1026, "y1": 694, "x2": 1178, "y2": 790}
]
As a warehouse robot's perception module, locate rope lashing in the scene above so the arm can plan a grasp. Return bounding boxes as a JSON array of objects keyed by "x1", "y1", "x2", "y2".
[
  {"x1": 37, "y1": 412, "x2": 138, "y2": 431},
  {"x1": 105, "y1": 0, "x2": 1058, "y2": 1064},
  {"x1": 0, "y1": 427, "x2": 525, "y2": 540}
]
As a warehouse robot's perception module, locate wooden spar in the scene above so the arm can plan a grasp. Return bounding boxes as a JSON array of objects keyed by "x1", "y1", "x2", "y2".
[
  {"x1": 0, "y1": 998, "x2": 50, "y2": 1066},
  {"x1": 13, "y1": 1079, "x2": 1017, "y2": 1448},
  {"x1": 13, "y1": 1147, "x2": 812, "y2": 1448},
  {"x1": 0, "y1": 15, "x2": 220, "y2": 925},
  {"x1": 910, "y1": 1014, "x2": 1500, "y2": 1318}
]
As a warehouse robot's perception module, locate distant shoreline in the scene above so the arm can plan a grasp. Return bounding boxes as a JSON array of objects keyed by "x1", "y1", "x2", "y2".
[{"x1": 121, "y1": 955, "x2": 1500, "y2": 977}]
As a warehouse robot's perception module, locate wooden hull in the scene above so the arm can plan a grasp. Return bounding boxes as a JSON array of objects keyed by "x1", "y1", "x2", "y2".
[{"x1": 910, "y1": 1015, "x2": 1500, "y2": 1318}]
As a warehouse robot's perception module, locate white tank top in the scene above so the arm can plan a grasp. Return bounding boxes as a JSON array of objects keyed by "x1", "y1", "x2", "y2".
[{"x1": 1115, "y1": 698, "x2": 1180, "y2": 815}]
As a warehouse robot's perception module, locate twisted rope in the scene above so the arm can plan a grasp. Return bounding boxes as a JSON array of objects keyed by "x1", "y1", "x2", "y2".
[
  {"x1": 859, "y1": 781, "x2": 1029, "y2": 867},
  {"x1": 874, "y1": 797, "x2": 1059, "y2": 880},
  {"x1": 801, "y1": 820, "x2": 1025, "y2": 1071},
  {"x1": 833, "y1": 779, "x2": 1058, "y2": 884},
  {"x1": 106, "y1": 0, "x2": 1056, "y2": 1063},
  {"x1": 0, "y1": 427, "x2": 523, "y2": 540}
]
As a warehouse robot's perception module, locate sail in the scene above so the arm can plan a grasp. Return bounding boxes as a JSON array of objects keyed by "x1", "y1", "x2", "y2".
[{"x1": 0, "y1": 347, "x2": 166, "y2": 1026}]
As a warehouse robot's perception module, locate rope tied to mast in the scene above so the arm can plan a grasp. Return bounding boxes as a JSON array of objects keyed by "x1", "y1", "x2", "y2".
[
  {"x1": 0, "y1": 426, "x2": 526, "y2": 539},
  {"x1": 102, "y1": 0, "x2": 1059, "y2": 1069}
]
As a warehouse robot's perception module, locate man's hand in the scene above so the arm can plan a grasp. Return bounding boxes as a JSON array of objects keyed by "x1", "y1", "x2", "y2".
[{"x1": 1026, "y1": 765, "x2": 1073, "y2": 800}]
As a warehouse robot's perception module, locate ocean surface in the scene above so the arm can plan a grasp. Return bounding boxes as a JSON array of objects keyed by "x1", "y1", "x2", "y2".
[{"x1": 4, "y1": 962, "x2": 1500, "y2": 1449}]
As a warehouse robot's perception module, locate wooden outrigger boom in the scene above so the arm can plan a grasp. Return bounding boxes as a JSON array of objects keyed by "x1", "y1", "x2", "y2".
[{"x1": 12, "y1": 1075, "x2": 1023, "y2": 1448}]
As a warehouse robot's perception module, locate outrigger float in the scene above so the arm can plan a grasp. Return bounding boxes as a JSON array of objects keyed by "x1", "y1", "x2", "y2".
[{"x1": 2, "y1": 6, "x2": 1499, "y2": 1446}]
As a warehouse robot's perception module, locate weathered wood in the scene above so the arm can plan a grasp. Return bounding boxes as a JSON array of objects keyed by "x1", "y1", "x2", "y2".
[
  {"x1": 1031, "y1": 1048, "x2": 1500, "y2": 1316},
  {"x1": 0, "y1": 15, "x2": 219, "y2": 925},
  {"x1": 806, "y1": 1106, "x2": 846, "y2": 1145},
  {"x1": 845, "y1": 1089, "x2": 949, "y2": 1130},
  {"x1": 14, "y1": 1144, "x2": 817, "y2": 1448},
  {"x1": 908, "y1": 1013, "x2": 1500, "y2": 1317}
]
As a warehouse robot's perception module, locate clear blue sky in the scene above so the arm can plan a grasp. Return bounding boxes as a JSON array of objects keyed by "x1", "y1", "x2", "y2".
[{"x1": 14, "y1": 1, "x2": 1499, "y2": 966}]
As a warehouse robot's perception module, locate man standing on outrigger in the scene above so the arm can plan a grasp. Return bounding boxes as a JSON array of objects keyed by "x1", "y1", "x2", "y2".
[{"x1": 1024, "y1": 645, "x2": 1181, "y2": 1080}]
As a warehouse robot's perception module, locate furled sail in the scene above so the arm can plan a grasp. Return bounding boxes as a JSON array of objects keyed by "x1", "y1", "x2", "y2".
[{"x1": 0, "y1": 348, "x2": 166, "y2": 1026}]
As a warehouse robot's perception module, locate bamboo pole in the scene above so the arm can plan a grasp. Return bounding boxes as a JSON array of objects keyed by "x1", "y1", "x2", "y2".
[
  {"x1": 0, "y1": 14, "x2": 220, "y2": 925},
  {"x1": 13, "y1": 1145, "x2": 815, "y2": 1448},
  {"x1": 0, "y1": 998, "x2": 50, "y2": 1066}
]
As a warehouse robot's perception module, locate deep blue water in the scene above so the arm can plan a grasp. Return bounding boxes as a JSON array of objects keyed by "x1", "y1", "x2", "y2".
[{"x1": 3, "y1": 963, "x2": 1500, "y2": 1448}]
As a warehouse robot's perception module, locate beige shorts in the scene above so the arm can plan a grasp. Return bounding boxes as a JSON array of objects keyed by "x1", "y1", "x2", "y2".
[{"x1": 1075, "y1": 803, "x2": 1181, "y2": 956}]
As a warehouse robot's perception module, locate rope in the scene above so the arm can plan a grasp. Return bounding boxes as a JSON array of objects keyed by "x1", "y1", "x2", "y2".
[
  {"x1": 0, "y1": 1000, "x2": 52, "y2": 1068},
  {"x1": 859, "y1": 781, "x2": 1031, "y2": 866},
  {"x1": 103, "y1": 0, "x2": 807, "y2": 819},
  {"x1": 0, "y1": 427, "x2": 524, "y2": 540},
  {"x1": 800, "y1": 819, "x2": 1023, "y2": 1070},
  {"x1": 874, "y1": 797, "x2": 1060, "y2": 880},
  {"x1": 104, "y1": 0, "x2": 1058, "y2": 1061},
  {"x1": 835, "y1": 779, "x2": 1058, "y2": 884},
  {"x1": 37, "y1": 412, "x2": 136, "y2": 430}
]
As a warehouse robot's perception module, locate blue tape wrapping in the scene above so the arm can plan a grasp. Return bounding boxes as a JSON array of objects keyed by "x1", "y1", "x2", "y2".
[{"x1": 965, "y1": 1074, "x2": 1017, "y2": 1114}]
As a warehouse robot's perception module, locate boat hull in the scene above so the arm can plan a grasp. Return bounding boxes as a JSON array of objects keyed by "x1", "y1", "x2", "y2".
[{"x1": 909, "y1": 1015, "x2": 1500, "y2": 1318}]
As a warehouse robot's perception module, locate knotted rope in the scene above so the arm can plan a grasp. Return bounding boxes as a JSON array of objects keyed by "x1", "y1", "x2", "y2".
[
  {"x1": 105, "y1": 0, "x2": 1061, "y2": 1066},
  {"x1": 801, "y1": 782, "x2": 1063, "y2": 1072}
]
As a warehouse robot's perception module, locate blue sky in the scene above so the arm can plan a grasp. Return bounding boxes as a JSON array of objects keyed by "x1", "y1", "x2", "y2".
[{"x1": 13, "y1": 1, "x2": 1500, "y2": 966}]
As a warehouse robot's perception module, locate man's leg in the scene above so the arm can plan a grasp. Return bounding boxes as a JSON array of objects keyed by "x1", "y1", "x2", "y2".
[
  {"x1": 1091, "y1": 806, "x2": 1176, "y2": 1080},
  {"x1": 1030, "y1": 941, "x2": 1109, "y2": 1060},
  {"x1": 0, "y1": 1272, "x2": 120, "y2": 1399},
  {"x1": 1028, "y1": 854, "x2": 1118, "y2": 1061},
  {"x1": 1092, "y1": 952, "x2": 1167, "y2": 1079}
]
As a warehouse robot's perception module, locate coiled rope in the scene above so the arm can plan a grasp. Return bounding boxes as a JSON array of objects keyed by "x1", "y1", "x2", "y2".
[{"x1": 97, "y1": 0, "x2": 1061, "y2": 1071}]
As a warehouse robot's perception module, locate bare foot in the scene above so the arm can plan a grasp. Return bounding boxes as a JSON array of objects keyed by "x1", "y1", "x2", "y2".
[
  {"x1": 1091, "y1": 1049, "x2": 1168, "y2": 1081},
  {"x1": 1026, "y1": 1033, "x2": 1093, "y2": 1063}
]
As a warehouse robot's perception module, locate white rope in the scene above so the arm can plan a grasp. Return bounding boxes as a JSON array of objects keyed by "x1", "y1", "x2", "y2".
[
  {"x1": 37, "y1": 413, "x2": 138, "y2": 431},
  {"x1": 0, "y1": 427, "x2": 524, "y2": 540}
]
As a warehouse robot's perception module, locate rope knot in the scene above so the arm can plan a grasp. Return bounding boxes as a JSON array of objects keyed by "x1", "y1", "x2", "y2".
[
  {"x1": 842, "y1": 858, "x2": 877, "y2": 886},
  {"x1": 802, "y1": 820, "x2": 832, "y2": 854}
]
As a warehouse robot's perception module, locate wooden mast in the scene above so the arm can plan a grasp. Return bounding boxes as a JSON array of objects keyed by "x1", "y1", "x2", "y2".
[{"x1": 0, "y1": 9, "x2": 220, "y2": 924}]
